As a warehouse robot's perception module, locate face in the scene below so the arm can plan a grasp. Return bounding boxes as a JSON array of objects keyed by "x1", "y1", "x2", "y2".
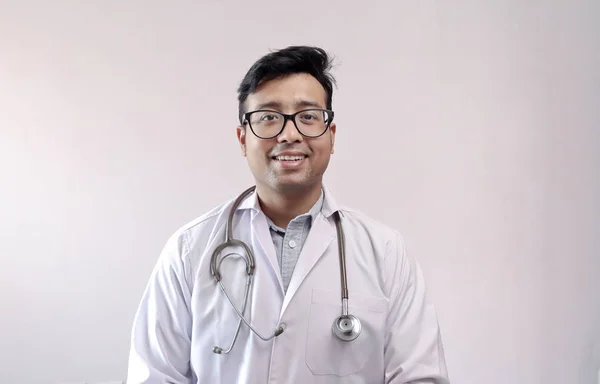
[{"x1": 236, "y1": 73, "x2": 336, "y2": 194}]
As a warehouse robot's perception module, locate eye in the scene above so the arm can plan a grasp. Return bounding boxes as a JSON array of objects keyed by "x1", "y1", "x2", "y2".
[
  {"x1": 259, "y1": 112, "x2": 280, "y2": 122},
  {"x1": 298, "y1": 111, "x2": 321, "y2": 123}
]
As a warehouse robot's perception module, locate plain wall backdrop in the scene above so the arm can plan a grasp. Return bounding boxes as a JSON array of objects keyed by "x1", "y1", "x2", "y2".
[{"x1": 1, "y1": 1, "x2": 599, "y2": 383}]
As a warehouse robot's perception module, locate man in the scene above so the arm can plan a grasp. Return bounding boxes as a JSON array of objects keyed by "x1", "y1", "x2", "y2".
[{"x1": 126, "y1": 46, "x2": 450, "y2": 383}]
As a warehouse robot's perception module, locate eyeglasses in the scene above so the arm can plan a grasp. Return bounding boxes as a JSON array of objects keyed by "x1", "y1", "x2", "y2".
[{"x1": 242, "y1": 108, "x2": 334, "y2": 139}]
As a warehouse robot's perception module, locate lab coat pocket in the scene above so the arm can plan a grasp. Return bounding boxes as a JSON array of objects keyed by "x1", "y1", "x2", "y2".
[{"x1": 305, "y1": 288, "x2": 387, "y2": 377}]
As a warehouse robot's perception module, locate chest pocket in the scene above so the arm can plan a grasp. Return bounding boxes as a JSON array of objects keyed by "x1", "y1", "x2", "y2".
[{"x1": 305, "y1": 288, "x2": 388, "y2": 377}]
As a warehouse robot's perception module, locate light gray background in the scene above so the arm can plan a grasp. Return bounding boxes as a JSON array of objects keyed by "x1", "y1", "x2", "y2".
[{"x1": 1, "y1": 1, "x2": 599, "y2": 383}]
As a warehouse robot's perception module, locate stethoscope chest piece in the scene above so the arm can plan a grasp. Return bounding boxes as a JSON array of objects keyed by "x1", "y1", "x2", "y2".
[{"x1": 332, "y1": 314, "x2": 362, "y2": 342}]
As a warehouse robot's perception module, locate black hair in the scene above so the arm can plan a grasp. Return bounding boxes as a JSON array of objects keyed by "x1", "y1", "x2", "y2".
[{"x1": 236, "y1": 45, "x2": 336, "y2": 123}]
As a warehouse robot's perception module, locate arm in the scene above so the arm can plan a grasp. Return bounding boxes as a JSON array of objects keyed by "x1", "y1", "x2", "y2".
[
  {"x1": 126, "y1": 231, "x2": 193, "y2": 384},
  {"x1": 384, "y1": 232, "x2": 450, "y2": 384}
]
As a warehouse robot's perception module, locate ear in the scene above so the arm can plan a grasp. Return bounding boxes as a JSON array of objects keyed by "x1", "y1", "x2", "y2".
[
  {"x1": 328, "y1": 123, "x2": 336, "y2": 154},
  {"x1": 236, "y1": 125, "x2": 247, "y2": 157}
]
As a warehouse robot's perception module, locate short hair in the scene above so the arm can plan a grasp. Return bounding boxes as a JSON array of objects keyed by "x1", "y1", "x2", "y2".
[{"x1": 237, "y1": 45, "x2": 336, "y2": 123}]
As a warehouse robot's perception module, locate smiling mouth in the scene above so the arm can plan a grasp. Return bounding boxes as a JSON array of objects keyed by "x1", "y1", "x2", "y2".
[{"x1": 272, "y1": 155, "x2": 307, "y2": 161}]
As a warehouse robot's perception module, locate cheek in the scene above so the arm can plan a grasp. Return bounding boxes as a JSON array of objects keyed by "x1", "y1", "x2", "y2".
[
  {"x1": 312, "y1": 140, "x2": 333, "y2": 157},
  {"x1": 246, "y1": 140, "x2": 272, "y2": 163}
]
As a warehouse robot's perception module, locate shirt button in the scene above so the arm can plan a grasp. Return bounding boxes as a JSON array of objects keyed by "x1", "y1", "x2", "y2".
[{"x1": 288, "y1": 240, "x2": 297, "y2": 248}]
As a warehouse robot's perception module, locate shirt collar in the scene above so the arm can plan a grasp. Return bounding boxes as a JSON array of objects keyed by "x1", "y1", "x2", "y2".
[{"x1": 235, "y1": 184, "x2": 341, "y2": 220}]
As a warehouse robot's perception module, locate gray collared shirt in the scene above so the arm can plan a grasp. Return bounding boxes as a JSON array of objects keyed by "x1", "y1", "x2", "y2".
[{"x1": 265, "y1": 191, "x2": 324, "y2": 293}]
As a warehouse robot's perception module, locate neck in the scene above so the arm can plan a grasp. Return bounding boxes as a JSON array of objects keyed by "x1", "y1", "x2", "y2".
[{"x1": 256, "y1": 183, "x2": 322, "y2": 228}]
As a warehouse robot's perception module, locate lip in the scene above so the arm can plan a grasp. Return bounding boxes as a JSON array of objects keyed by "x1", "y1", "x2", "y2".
[
  {"x1": 270, "y1": 152, "x2": 308, "y2": 169},
  {"x1": 271, "y1": 151, "x2": 308, "y2": 158},
  {"x1": 272, "y1": 156, "x2": 306, "y2": 169}
]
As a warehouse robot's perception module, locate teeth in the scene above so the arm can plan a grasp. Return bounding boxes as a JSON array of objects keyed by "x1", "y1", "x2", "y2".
[{"x1": 275, "y1": 155, "x2": 305, "y2": 161}]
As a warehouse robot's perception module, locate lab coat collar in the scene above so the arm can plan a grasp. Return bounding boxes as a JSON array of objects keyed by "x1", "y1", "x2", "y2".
[
  {"x1": 234, "y1": 184, "x2": 342, "y2": 219},
  {"x1": 233, "y1": 184, "x2": 341, "y2": 316}
]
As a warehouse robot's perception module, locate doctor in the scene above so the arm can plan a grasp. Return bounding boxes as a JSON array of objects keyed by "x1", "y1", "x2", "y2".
[{"x1": 126, "y1": 45, "x2": 450, "y2": 383}]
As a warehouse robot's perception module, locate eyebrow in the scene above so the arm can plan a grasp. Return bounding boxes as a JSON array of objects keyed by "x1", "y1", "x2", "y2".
[{"x1": 254, "y1": 100, "x2": 324, "y2": 111}]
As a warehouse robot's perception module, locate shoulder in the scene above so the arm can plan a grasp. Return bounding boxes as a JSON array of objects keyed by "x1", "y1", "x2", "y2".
[
  {"x1": 338, "y1": 205, "x2": 403, "y2": 241},
  {"x1": 155, "y1": 197, "x2": 238, "y2": 280},
  {"x1": 336, "y1": 205, "x2": 406, "y2": 257},
  {"x1": 157, "y1": 196, "x2": 238, "y2": 261},
  {"x1": 173, "y1": 198, "x2": 237, "y2": 248}
]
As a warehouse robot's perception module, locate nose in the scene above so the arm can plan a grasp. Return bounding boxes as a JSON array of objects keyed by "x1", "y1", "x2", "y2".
[{"x1": 277, "y1": 118, "x2": 303, "y2": 143}]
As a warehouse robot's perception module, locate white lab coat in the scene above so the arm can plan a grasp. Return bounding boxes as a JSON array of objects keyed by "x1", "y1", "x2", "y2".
[{"x1": 126, "y1": 187, "x2": 449, "y2": 383}]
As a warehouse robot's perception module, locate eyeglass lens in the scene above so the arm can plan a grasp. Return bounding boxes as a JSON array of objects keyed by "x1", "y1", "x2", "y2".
[{"x1": 248, "y1": 109, "x2": 332, "y2": 138}]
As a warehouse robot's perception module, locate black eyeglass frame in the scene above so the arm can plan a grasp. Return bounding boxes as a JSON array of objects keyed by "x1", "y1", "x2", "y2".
[{"x1": 241, "y1": 108, "x2": 335, "y2": 139}]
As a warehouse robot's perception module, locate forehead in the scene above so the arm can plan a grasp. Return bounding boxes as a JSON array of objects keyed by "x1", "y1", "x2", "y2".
[{"x1": 245, "y1": 73, "x2": 327, "y2": 112}]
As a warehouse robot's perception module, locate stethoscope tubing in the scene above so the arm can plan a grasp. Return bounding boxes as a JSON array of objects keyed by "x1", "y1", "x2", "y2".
[{"x1": 211, "y1": 186, "x2": 361, "y2": 354}]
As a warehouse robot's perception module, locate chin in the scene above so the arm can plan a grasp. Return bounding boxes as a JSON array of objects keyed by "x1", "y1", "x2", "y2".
[{"x1": 271, "y1": 179, "x2": 317, "y2": 193}]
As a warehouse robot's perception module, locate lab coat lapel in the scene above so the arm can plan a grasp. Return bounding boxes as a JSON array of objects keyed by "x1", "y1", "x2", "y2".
[
  {"x1": 251, "y1": 212, "x2": 285, "y2": 294},
  {"x1": 235, "y1": 187, "x2": 284, "y2": 293},
  {"x1": 280, "y1": 212, "x2": 335, "y2": 316}
]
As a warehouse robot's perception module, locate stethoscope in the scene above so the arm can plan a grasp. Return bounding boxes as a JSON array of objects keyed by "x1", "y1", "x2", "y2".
[{"x1": 210, "y1": 186, "x2": 362, "y2": 354}]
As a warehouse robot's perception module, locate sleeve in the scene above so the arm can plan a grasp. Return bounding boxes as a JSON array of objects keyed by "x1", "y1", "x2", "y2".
[
  {"x1": 126, "y1": 231, "x2": 194, "y2": 384},
  {"x1": 383, "y1": 232, "x2": 450, "y2": 384}
]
